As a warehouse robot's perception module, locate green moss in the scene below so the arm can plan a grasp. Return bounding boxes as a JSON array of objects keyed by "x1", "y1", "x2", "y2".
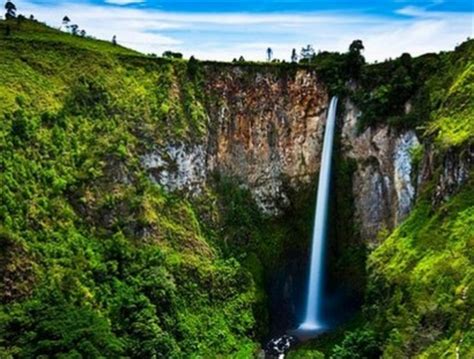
[
  {"x1": 366, "y1": 181, "x2": 474, "y2": 357},
  {"x1": 429, "y1": 63, "x2": 474, "y2": 147}
]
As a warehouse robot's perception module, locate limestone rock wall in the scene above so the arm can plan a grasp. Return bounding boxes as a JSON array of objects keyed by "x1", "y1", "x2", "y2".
[
  {"x1": 139, "y1": 66, "x2": 470, "y2": 245},
  {"x1": 205, "y1": 67, "x2": 329, "y2": 213},
  {"x1": 341, "y1": 101, "x2": 420, "y2": 245},
  {"x1": 142, "y1": 67, "x2": 329, "y2": 214}
]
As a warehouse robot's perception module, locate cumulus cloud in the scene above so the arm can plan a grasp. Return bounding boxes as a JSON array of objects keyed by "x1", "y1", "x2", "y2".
[{"x1": 14, "y1": 0, "x2": 473, "y2": 61}]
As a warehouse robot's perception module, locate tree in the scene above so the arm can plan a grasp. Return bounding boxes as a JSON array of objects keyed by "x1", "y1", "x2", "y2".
[
  {"x1": 291, "y1": 48, "x2": 298, "y2": 63},
  {"x1": 79, "y1": 29, "x2": 86, "y2": 37},
  {"x1": 348, "y1": 39, "x2": 364, "y2": 54},
  {"x1": 162, "y1": 51, "x2": 183, "y2": 59},
  {"x1": 62, "y1": 16, "x2": 70, "y2": 26},
  {"x1": 112, "y1": 35, "x2": 117, "y2": 45},
  {"x1": 69, "y1": 24, "x2": 79, "y2": 35},
  {"x1": 187, "y1": 56, "x2": 199, "y2": 79},
  {"x1": 346, "y1": 39, "x2": 365, "y2": 79},
  {"x1": 266, "y1": 47, "x2": 273, "y2": 61},
  {"x1": 300, "y1": 44, "x2": 315, "y2": 62},
  {"x1": 5, "y1": 1, "x2": 16, "y2": 19}
]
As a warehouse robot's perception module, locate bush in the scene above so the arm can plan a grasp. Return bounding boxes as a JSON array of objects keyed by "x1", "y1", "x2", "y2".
[{"x1": 330, "y1": 328, "x2": 381, "y2": 359}]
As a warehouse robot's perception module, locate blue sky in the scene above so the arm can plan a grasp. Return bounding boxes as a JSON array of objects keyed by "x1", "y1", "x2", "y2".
[
  {"x1": 14, "y1": 0, "x2": 474, "y2": 61},
  {"x1": 103, "y1": 0, "x2": 472, "y2": 14}
]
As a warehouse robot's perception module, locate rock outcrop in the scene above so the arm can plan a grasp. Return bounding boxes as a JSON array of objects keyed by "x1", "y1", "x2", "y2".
[
  {"x1": 142, "y1": 68, "x2": 328, "y2": 214},
  {"x1": 432, "y1": 146, "x2": 473, "y2": 204},
  {"x1": 341, "y1": 101, "x2": 420, "y2": 245},
  {"x1": 140, "y1": 67, "x2": 468, "y2": 245}
]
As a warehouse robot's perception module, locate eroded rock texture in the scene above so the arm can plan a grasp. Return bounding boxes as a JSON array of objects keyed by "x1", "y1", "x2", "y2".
[
  {"x1": 205, "y1": 68, "x2": 328, "y2": 213},
  {"x1": 341, "y1": 101, "x2": 422, "y2": 244},
  {"x1": 142, "y1": 68, "x2": 329, "y2": 214},
  {"x1": 140, "y1": 68, "x2": 464, "y2": 245},
  {"x1": 432, "y1": 146, "x2": 473, "y2": 204}
]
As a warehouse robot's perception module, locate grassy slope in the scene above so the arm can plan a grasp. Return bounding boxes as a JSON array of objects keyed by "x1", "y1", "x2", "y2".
[
  {"x1": 0, "y1": 19, "x2": 261, "y2": 358},
  {"x1": 367, "y1": 183, "x2": 473, "y2": 358},
  {"x1": 366, "y1": 41, "x2": 474, "y2": 358},
  {"x1": 426, "y1": 41, "x2": 474, "y2": 147}
]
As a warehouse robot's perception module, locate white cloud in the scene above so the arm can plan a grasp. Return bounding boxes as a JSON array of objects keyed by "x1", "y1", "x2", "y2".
[
  {"x1": 14, "y1": 0, "x2": 474, "y2": 61},
  {"x1": 104, "y1": 0, "x2": 144, "y2": 6}
]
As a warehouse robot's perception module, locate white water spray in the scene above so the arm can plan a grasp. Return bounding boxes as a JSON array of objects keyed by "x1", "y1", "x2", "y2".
[{"x1": 299, "y1": 96, "x2": 338, "y2": 331}]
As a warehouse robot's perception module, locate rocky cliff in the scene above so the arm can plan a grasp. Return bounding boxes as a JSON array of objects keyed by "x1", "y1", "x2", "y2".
[
  {"x1": 140, "y1": 68, "x2": 428, "y2": 245},
  {"x1": 141, "y1": 67, "x2": 328, "y2": 213},
  {"x1": 342, "y1": 101, "x2": 421, "y2": 245}
]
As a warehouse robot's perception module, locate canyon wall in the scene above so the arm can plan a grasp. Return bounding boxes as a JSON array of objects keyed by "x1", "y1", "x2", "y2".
[
  {"x1": 140, "y1": 67, "x2": 435, "y2": 243},
  {"x1": 138, "y1": 64, "x2": 473, "y2": 338},
  {"x1": 142, "y1": 67, "x2": 328, "y2": 214}
]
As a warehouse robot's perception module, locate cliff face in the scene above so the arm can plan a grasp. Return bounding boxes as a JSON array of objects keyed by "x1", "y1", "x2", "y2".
[
  {"x1": 205, "y1": 68, "x2": 329, "y2": 213},
  {"x1": 142, "y1": 68, "x2": 329, "y2": 214},
  {"x1": 341, "y1": 101, "x2": 421, "y2": 245},
  {"x1": 141, "y1": 69, "x2": 427, "y2": 244}
]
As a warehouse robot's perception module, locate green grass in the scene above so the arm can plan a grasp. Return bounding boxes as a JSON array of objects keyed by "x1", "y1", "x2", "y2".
[
  {"x1": 428, "y1": 63, "x2": 474, "y2": 147},
  {"x1": 367, "y1": 181, "x2": 474, "y2": 358},
  {"x1": 0, "y1": 18, "x2": 137, "y2": 55}
]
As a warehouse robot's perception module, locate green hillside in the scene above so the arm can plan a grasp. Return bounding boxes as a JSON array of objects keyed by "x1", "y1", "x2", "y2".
[
  {"x1": 0, "y1": 18, "x2": 473, "y2": 358},
  {"x1": 0, "y1": 19, "x2": 264, "y2": 358}
]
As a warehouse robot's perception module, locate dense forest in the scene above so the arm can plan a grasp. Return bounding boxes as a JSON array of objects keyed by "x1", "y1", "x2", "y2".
[{"x1": 0, "y1": 18, "x2": 473, "y2": 358}]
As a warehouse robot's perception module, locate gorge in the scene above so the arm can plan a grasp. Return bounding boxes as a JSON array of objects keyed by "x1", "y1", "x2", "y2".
[{"x1": 0, "y1": 19, "x2": 473, "y2": 359}]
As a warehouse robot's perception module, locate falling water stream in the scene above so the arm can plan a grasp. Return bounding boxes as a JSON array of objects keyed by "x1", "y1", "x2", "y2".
[{"x1": 299, "y1": 96, "x2": 338, "y2": 331}]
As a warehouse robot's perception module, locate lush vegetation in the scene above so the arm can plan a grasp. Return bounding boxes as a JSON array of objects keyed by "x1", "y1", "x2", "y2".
[
  {"x1": 301, "y1": 36, "x2": 473, "y2": 139},
  {"x1": 0, "y1": 16, "x2": 472, "y2": 359},
  {"x1": 0, "y1": 19, "x2": 262, "y2": 358},
  {"x1": 290, "y1": 36, "x2": 473, "y2": 359},
  {"x1": 366, "y1": 181, "x2": 474, "y2": 357},
  {"x1": 353, "y1": 40, "x2": 473, "y2": 136}
]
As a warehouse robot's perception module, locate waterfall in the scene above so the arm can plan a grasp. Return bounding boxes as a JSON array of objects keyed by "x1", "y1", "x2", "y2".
[{"x1": 299, "y1": 96, "x2": 338, "y2": 331}]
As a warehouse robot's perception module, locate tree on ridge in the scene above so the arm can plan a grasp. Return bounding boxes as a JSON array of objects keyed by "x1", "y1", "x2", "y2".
[
  {"x1": 5, "y1": 1, "x2": 17, "y2": 19},
  {"x1": 300, "y1": 44, "x2": 315, "y2": 62},
  {"x1": 69, "y1": 24, "x2": 79, "y2": 36},
  {"x1": 291, "y1": 48, "x2": 298, "y2": 62},
  {"x1": 267, "y1": 47, "x2": 273, "y2": 61}
]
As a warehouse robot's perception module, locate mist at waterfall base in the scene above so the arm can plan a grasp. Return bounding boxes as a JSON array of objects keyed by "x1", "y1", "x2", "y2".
[{"x1": 265, "y1": 96, "x2": 363, "y2": 340}]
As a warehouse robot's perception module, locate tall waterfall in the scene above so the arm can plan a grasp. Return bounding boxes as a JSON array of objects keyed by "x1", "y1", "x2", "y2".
[{"x1": 300, "y1": 96, "x2": 338, "y2": 331}]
